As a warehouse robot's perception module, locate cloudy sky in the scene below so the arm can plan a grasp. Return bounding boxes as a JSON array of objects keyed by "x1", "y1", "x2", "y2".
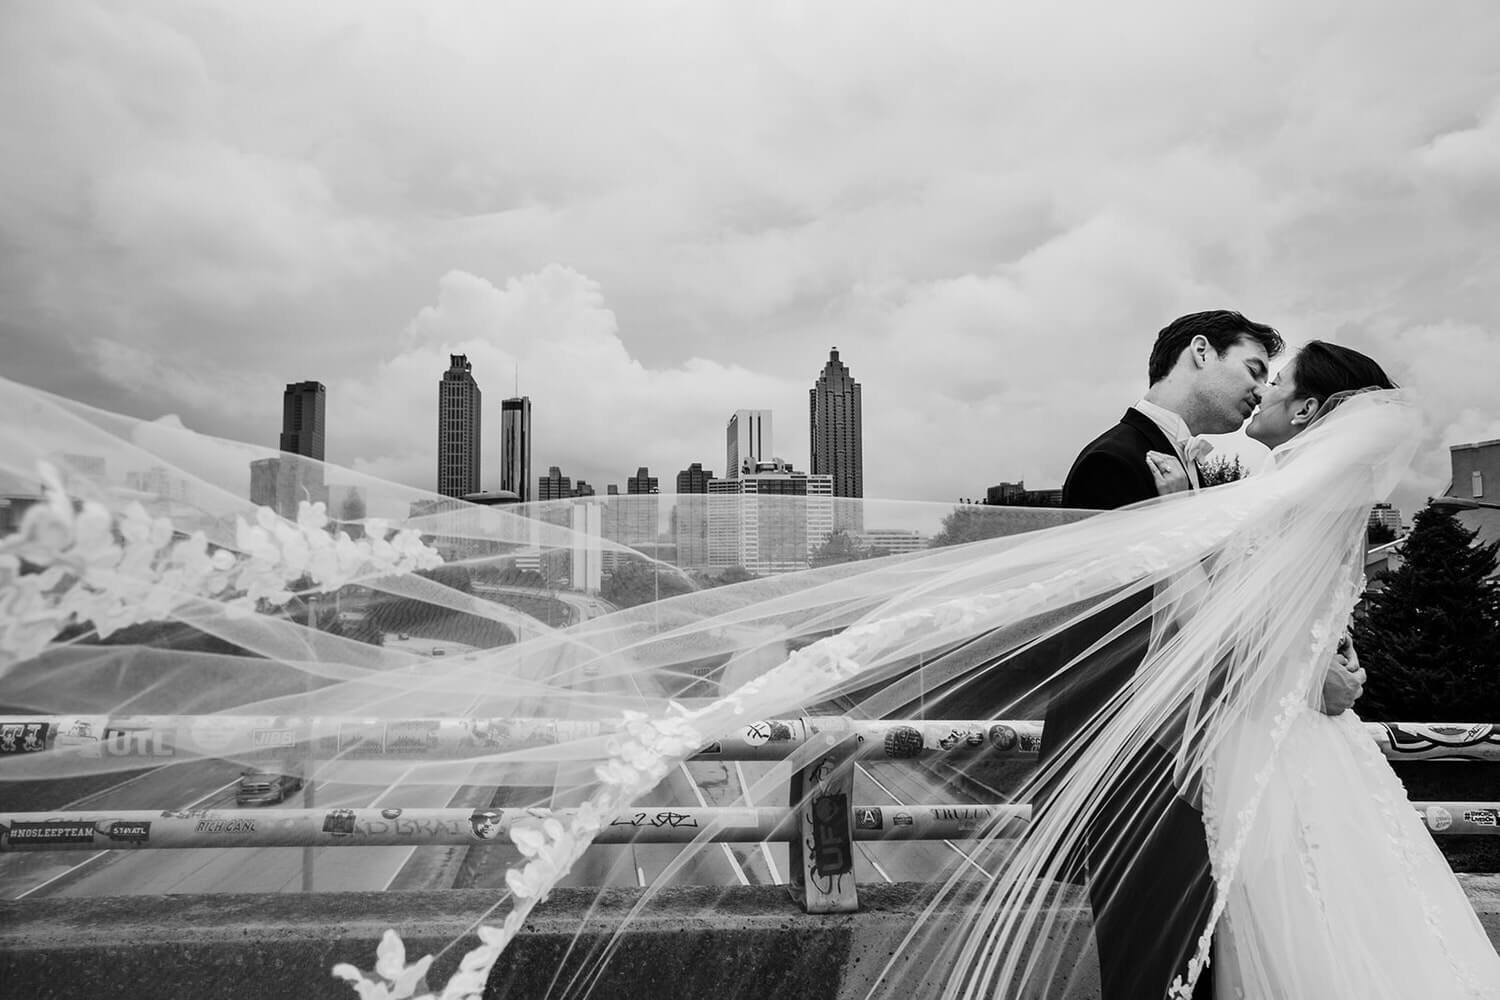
[{"x1": 3, "y1": 1, "x2": 1498, "y2": 515}]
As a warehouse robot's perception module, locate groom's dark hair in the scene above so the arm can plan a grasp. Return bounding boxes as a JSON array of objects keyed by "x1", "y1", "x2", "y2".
[
  {"x1": 1147, "y1": 310, "x2": 1284, "y2": 384},
  {"x1": 1293, "y1": 341, "x2": 1397, "y2": 402}
]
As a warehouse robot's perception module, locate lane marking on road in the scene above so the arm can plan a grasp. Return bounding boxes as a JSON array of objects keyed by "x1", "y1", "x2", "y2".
[
  {"x1": 734, "y1": 761, "x2": 783, "y2": 885},
  {"x1": 856, "y1": 764, "x2": 996, "y2": 883},
  {"x1": 678, "y1": 763, "x2": 751, "y2": 887},
  {"x1": 14, "y1": 777, "x2": 240, "y2": 899}
]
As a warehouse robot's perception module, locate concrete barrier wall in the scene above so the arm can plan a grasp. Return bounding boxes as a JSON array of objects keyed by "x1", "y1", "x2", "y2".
[{"x1": 6, "y1": 879, "x2": 1500, "y2": 999}]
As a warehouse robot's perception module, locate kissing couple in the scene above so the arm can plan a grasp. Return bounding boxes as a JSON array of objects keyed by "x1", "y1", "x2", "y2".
[{"x1": 1046, "y1": 310, "x2": 1497, "y2": 999}]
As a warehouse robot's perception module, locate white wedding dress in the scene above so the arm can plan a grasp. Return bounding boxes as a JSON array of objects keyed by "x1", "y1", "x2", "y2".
[{"x1": 1204, "y1": 593, "x2": 1500, "y2": 999}]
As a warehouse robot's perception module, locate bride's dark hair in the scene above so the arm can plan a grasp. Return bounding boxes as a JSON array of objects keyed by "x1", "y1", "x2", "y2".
[{"x1": 1293, "y1": 341, "x2": 1397, "y2": 403}]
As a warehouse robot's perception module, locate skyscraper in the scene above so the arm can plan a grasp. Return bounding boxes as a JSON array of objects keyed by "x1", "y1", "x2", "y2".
[
  {"x1": 810, "y1": 348, "x2": 863, "y2": 530},
  {"x1": 674, "y1": 463, "x2": 716, "y2": 568},
  {"x1": 280, "y1": 381, "x2": 326, "y2": 461},
  {"x1": 621, "y1": 466, "x2": 660, "y2": 548},
  {"x1": 726, "y1": 410, "x2": 772, "y2": 480},
  {"x1": 250, "y1": 380, "x2": 326, "y2": 517},
  {"x1": 810, "y1": 348, "x2": 862, "y2": 497},
  {"x1": 537, "y1": 466, "x2": 573, "y2": 501},
  {"x1": 501, "y1": 396, "x2": 532, "y2": 502},
  {"x1": 438, "y1": 355, "x2": 482, "y2": 498},
  {"x1": 627, "y1": 466, "x2": 659, "y2": 495}
]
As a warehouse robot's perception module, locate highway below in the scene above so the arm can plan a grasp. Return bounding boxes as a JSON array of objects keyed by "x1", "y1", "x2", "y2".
[{"x1": 2, "y1": 585, "x2": 997, "y2": 899}]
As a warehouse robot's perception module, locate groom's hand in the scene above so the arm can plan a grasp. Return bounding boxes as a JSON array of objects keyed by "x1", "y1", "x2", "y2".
[{"x1": 1320, "y1": 638, "x2": 1365, "y2": 715}]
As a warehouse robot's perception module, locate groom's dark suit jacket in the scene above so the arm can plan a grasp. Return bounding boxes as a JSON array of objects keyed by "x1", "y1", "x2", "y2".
[
  {"x1": 1045, "y1": 408, "x2": 1190, "y2": 754},
  {"x1": 1046, "y1": 407, "x2": 1216, "y2": 1000}
]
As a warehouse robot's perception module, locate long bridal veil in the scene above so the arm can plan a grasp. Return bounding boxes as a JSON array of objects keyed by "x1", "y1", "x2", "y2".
[{"x1": 0, "y1": 376, "x2": 1422, "y2": 998}]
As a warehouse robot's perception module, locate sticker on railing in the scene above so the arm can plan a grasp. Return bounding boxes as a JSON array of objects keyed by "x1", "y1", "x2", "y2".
[{"x1": 811, "y1": 793, "x2": 852, "y2": 876}]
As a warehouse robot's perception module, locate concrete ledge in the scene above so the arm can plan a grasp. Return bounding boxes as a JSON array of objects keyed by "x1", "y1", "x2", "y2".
[{"x1": 5, "y1": 878, "x2": 1500, "y2": 999}]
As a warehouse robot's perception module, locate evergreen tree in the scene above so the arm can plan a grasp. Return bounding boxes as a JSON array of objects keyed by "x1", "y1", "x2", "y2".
[
  {"x1": 1353, "y1": 503, "x2": 1500, "y2": 721},
  {"x1": 1367, "y1": 522, "x2": 1398, "y2": 546}
]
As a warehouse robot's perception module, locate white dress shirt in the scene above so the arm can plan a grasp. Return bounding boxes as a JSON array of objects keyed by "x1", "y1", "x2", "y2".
[{"x1": 1131, "y1": 398, "x2": 1211, "y2": 490}]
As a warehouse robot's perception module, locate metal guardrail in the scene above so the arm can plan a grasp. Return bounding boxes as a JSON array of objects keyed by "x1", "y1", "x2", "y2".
[
  {"x1": 0, "y1": 803, "x2": 1028, "y2": 851},
  {"x1": 7, "y1": 713, "x2": 1500, "y2": 912},
  {"x1": 7, "y1": 714, "x2": 1500, "y2": 763},
  {"x1": 4, "y1": 800, "x2": 1496, "y2": 854}
]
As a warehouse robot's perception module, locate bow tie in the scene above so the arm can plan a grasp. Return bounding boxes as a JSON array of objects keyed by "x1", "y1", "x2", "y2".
[{"x1": 1184, "y1": 436, "x2": 1215, "y2": 465}]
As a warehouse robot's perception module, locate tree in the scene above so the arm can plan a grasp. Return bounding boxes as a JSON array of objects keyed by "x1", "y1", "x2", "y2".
[
  {"x1": 1200, "y1": 454, "x2": 1249, "y2": 487},
  {"x1": 601, "y1": 557, "x2": 696, "y2": 609},
  {"x1": 421, "y1": 565, "x2": 474, "y2": 595},
  {"x1": 810, "y1": 530, "x2": 869, "y2": 568},
  {"x1": 1352, "y1": 503, "x2": 1500, "y2": 721},
  {"x1": 929, "y1": 505, "x2": 1015, "y2": 548},
  {"x1": 1367, "y1": 522, "x2": 1398, "y2": 546},
  {"x1": 691, "y1": 565, "x2": 758, "y2": 588}
]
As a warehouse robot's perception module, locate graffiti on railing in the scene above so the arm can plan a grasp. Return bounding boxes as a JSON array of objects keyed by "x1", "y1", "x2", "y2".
[
  {"x1": 1377, "y1": 722, "x2": 1500, "y2": 760},
  {"x1": 610, "y1": 810, "x2": 699, "y2": 829},
  {"x1": 13, "y1": 714, "x2": 1500, "y2": 765}
]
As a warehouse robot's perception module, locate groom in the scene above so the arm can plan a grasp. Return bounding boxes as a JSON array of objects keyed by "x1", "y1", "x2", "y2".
[{"x1": 1050, "y1": 311, "x2": 1364, "y2": 999}]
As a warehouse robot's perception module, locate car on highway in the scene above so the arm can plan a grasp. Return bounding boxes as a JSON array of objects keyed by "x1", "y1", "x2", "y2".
[{"x1": 236, "y1": 761, "x2": 305, "y2": 806}]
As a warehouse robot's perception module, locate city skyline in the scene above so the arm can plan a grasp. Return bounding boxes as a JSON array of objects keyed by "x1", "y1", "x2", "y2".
[
  {"x1": 8, "y1": 4, "x2": 1496, "y2": 522},
  {"x1": 275, "y1": 350, "x2": 876, "y2": 504}
]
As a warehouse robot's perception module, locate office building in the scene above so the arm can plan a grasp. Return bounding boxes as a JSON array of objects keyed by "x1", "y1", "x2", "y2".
[
  {"x1": 1450, "y1": 438, "x2": 1500, "y2": 504},
  {"x1": 674, "y1": 463, "x2": 716, "y2": 568},
  {"x1": 249, "y1": 456, "x2": 317, "y2": 519},
  {"x1": 438, "y1": 355, "x2": 482, "y2": 498},
  {"x1": 707, "y1": 460, "x2": 834, "y2": 575},
  {"x1": 248, "y1": 380, "x2": 328, "y2": 518},
  {"x1": 1444, "y1": 438, "x2": 1500, "y2": 567},
  {"x1": 676, "y1": 462, "x2": 714, "y2": 495},
  {"x1": 622, "y1": 466, "x2": 659, "y2": 545},
  {"x1": 280, "y1": 381, "x2": 326, "y2": 462},
  {"x1": 860, "y1": 529, "x2": 929, "y2": 556},
  {"x1": 501, "y1": 396, "x2": 532, "y2": 503},
  {"x1": 571, "y1": 501, "x2": 604, "y2": 595},
  {"x1": 127, "y1": 466, "x2": 191, "y2": 504},
  {"x1": 1368, "y1": 503, "x2": 1402, "y2": 538},
  {"x1": 538, "y1": 466, "x2": 573, "y2": 501},
  {"x1": 809, "y1": 348, "x2": 863, "y2": 531},
  {"x1": 986, "y1": 481, "x2": 1064, "y2": 508},
  {"x1": 726, "y1": 410, "x2": 772, "y2": 480}
]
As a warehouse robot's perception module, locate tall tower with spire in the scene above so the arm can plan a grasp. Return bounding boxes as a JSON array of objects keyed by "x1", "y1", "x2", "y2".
[
  {"x1": 809, "y1": 347, "x2": 863, "y2": 530},
  {"x1": 438, "y1": 354, "x2": 482, "y2": 498}
]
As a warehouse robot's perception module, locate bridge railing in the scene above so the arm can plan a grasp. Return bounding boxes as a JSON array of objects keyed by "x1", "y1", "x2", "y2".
[
  {"x1": 10, "y1": 713, "x2": 1499, "y2": 762},
  {"x1": 5, "y1": 714, "x2": 1499, "y2": 911}
]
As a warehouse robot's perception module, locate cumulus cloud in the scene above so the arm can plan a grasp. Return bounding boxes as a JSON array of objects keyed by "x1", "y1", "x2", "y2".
[
  {"x1": 337, "y1": 266, "x2": 797, "y2": 494},
  {"x1": 1, "y1": 0, "x2": 1497, "y2": 514}
]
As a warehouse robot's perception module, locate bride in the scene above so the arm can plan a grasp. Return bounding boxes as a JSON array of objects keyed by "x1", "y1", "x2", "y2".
[
  {"x1": 0, "y1": 350, "x2": 1494, "y2": 999},
  {"x1": 1195, "y1": 343, "x2": 1500, "y2": 998}
]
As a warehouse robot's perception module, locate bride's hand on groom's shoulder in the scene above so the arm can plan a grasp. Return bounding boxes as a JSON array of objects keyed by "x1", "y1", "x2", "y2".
[
  {"x1": 1146, "y1": 451, "x2": 1190, "y2": 496},
  {"x1": 1319, "y1": 637, "x2": 1365, "y2": 716}
]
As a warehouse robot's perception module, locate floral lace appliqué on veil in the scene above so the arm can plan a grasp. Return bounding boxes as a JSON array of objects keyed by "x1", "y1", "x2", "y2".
[{"x1": 0, "y1": 461, "x2": 443, "y2": 669}]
